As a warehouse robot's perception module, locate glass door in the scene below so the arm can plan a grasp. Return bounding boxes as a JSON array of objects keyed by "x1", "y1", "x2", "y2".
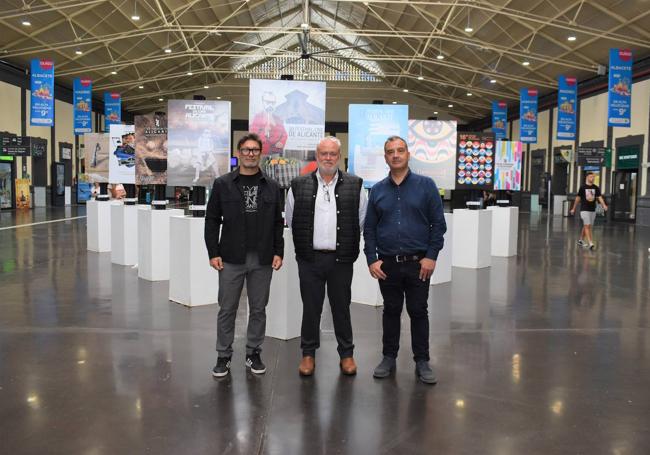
[{"x1": 612, "y1": 170, "x2": 638, "y2": 222}]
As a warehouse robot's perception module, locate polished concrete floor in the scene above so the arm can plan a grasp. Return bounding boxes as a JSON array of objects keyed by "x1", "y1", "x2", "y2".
[{"x1": 1, "y1": 207, "x2": 649, "y2": 454}]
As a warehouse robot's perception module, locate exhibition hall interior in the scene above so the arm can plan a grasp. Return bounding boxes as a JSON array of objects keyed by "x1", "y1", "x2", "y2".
[{"x1": 1, "y1": 0, "x2": 650, "y2": 453}]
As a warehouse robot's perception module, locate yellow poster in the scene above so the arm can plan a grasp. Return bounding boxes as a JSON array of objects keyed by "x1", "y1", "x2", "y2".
[{"x1": 15, "y1": 178, "x2": 31, "y2": 209}]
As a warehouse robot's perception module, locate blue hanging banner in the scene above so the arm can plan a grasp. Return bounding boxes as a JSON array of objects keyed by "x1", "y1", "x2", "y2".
[
  {"x1": 30, "y1": 59, "x2": 55, "y2": 126},
  {"x1": 73, "y1": 78, "x2": 92, "y2": 135},
  {"x1": 557, "y1": 76, "x2": 577, "y2": 140},
  {"x1": 608, "y1": 48, "x2": 632, "y2": 127},
  {"x1": 492, "y1": 101, "x2": 507, "y2": 140},
  {"x1": 104, "y1": 92, "x2": 121, "y2": 129},
  {"x1": 519, "y1": 88, "x2": 538, "y2": 143}
]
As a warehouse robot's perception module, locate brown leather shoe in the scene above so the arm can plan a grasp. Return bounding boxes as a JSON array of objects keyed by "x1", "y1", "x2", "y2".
[
  {"x1": 298, "y1": 356, "x2": 315, "y2": 376},
  {"x1": 339, "y1": 357, "x2": 357, "y2": 375}
]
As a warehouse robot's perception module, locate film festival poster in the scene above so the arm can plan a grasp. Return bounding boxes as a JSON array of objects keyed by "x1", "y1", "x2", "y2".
[
  {"x1": 16, "y1": 178, "x2": 31, "y2": 209},
  {"x1": 493, "y1": 141, "x2": 523, "y2": 191},
  {"x1": 108, "y1": 124, "x2": 136, "y2": 184},
  {"x1": 407, "y1": 120, "x2": 457, "y2": 190},
  {"x1": 135, "y1": 113, "x2": 168, "y2": 185},
  {"x1": 83, "y1": 133, "x2": 110, "y2": 183},
  {"x1": 167, "y1": 100, "x2": 231, "y2": 187},
  {"x1": 455, "y1": 132, "x2": 496, "y2": 190},
  {"x1": 248, "y1": 79, "x2": 326, "y2": 187}
]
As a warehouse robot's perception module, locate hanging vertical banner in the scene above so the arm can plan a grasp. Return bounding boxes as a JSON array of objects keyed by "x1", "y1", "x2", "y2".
[
  {"x1": 73, "y1": 78, "x2": 92, "y2": 135},
  {"x1": 30, "y1": 59, "x2": 55, "y2": 126},
  {"x1": 492, "y1": 101, "x2": 507, "y2": 140},
  {"x1": 608, "y1": 48, "x2": 632, "y2": 127},
  {"x1": 557, "y1": 76, "x2": 577, "y2": 140},
  {"x1": 104, "y1": 92, "x2": 121, "y2": 128},
  {"x1": 519, "y1": 88, "x2": 538, "y2": 143}
]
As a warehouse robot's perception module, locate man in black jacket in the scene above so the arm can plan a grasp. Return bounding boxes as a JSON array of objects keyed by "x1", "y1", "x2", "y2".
[{"x1": 205, "y1": 132, "x2": 284, "y2": 378}]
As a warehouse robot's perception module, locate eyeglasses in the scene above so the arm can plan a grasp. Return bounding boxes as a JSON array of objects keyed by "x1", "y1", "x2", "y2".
[
  {"x1": 240, "y1": 147, "x2": 262, "y2": 155},
  {"x1": 323, "y1": 185, "x2": 331, "y2": 203}
]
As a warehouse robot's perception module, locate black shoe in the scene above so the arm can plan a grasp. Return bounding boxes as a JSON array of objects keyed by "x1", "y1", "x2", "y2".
[
  {"x1": 415, "y1": 361, "x2": 437, "y2": 385},
  {"x1": 246, "y1": 353, "x2": 266, "y2": 374},
  {"x1": 373, "y1": 356, "x2": 396, "y2": 378},
  {"x1": 212, "y1": 357, "x2": 231, "y2": 378}
]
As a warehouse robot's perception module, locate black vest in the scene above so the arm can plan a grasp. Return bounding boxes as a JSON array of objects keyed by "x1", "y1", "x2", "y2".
[{"x1": 291, "y1": 171, "x2": 362, "y2": 263}]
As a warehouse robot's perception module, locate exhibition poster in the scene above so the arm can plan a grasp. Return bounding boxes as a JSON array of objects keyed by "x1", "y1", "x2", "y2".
[
  {"x1": 167, "y1": 100, "x2": 230, "y2": 187},
  {"x1": 83, "y1": 133, "x2": 109, "y2": 183},
  {"x1": 15, "y1": 178, "x2": 31, "y2": 208},
  {"x1": 135, "y1": 113, "x2": 168, "y2": 185},
  {"x1": 348, "y1": 104, "x2": 409, "y2": 187},
  {"x1": 108, "y1": 125, "x2": 135, "y2": 184},
  {"x1": 0, "y1": 162, "x2": 12, "y2": 208},
  {"x1": 73, "y1": 78, "x2": 92, "y2": 135},
  {"x1": 407, "y1": 120, "x2": 457, "y2": 190},
  {"x1": 491, "y1": 101, "x2": 507, "y2": 140},
  {"x1": 519, "y1": 88, "x2": 538, "y2": 143},
  {"x1": 30, "y1": 59, "x2": 54, "y2": 126},
  {"x1": 104, "y1": 92, "x2": 121, "y2": 128},
  {"x1": 608, "y1": 48, "x2": 632, "y2": 127},
  {"x1": 455, "y1": 132, "x2": 495, "y2": 190},
  {"x1": 557, "y1": 76, "x2": 577, "y2": 140},
  {"x1": 494, "y1": 141, "x2": 523, "y2": 191}
]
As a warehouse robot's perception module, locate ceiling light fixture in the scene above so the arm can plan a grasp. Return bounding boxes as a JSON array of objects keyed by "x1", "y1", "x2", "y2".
[
  {"x1": 138, "y1": 85, "x2": 144, "y2": 89},
  {"x1": 448, "y1": 104, "x2": 453, "y2": 108},
  {"x1": 417, "y1": 75, "x2": 424, "y2": 81},
  {"x1": 403, "y1": 88, "x2": 409, "y2": 92},
  {"x1": 567, "y1": 35, "x2": 577, "y2": 41},
  {"x1": 522, "y1": 61, "x2": 530, "y2": 66},
  {"x1": 187, "y1": 71, "x2": 193, "y2": 76},
  {"x1": 436, "y1": 39, "x2": 445, "y2": 60},
  {"x1": 131, "y1": 0, "x2": 140, "y2": 21},
  {"x1": 436, "y1": 54, "x2": 445, "y2": 60},
  {"x1": 216, "y1": 96, "x2": 221, "y2": 99},
  {"x1": 392, "y1": 101, "x2": 397, "y2": 104},
  {"x1": 464, "y1": 7, "x2": 473, "y2": 33},
  {"x1": 164, "y1": 48, "x2": 172, "y2": 54},
  {"x1": 490, "y1": 79, "x2": 497, "y2": 84},
  {"x1": 204, "y1": 85, "x2": 209, "y2": 89},
  {"x1": 467, "y1": 92, "x2": 472, "y2": 96},
  {"x1": 158, "y1": 98, "x2": 164, "y2": 101},
  {"x1": 433, "y1": 111, "x2": 438, "y2": 114},
  {"x1": 75, "y1": 49, "x2": 83, "y2": 55},
  {"x1": 110, "y1": 71, "x2": 117, "y2": 75},
  {"x1": 21, "y1": 19, "x2": 31, "y2": 26}
]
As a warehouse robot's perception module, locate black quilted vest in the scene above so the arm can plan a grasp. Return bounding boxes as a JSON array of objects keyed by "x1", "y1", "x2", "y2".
[{"x1": 291, "y1": 171, "x2": 362, "y2": 263}]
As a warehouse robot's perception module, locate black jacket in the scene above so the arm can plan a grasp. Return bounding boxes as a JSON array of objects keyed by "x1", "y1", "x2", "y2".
[{"x1": 204, "y1": 168, "x2": 284, "y2": 265}]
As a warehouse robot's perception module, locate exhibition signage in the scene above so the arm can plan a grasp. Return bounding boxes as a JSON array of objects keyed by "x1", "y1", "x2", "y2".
[
  {"x1": 519, "y1": 88, "x2": 538, "y2": 143},
  {"x1": 108, "y1": 124, "x2": 135, "y2": 184},
  {"x1": 407, "y1": 120, "x2": 457, "y2": 190},
  {"x1": 73, "y1": 78, "x2": 93, "y2": 135},
  {"x1": 348, "y1": 104, "x2": 408, "y2": 187},
  {"x1": 31, "y1": 138, "x2": 47, "y2": 158},
  {"x1": 494, "y1": 141, "x2": 523, "y2": 191},
  {"x1": 616, "y1": 145, "x2": 639, "y2": 169},
  {"x1": 60, "y1": 143, "x2": 72, "y2": 160},
  {"x1": 30, "y1": 59, "x2": 55, "y2": 126},
  {"x1": 1, "y1": 136, "x2": 31, "y2": 157},
  {"x1": 83, "y1": 133, "x2": 109, "y2": 183},
  {"x1": 104, "y1": 92, "x2": 121, "y2": 128},
  {"x1": 576, "y1": 147, "x2": 606, "y2": 167},
  {"x1": 491, "y1": 101, "x2": 507, "y2": 140},
  {"x1": 15, "y1": 178, "x2": 31, "y2": 208},
  {"x1": 557, "y1": 76, "x2": 577, "y2": 140},
  {"x1": 135, "y1": 113, "x2": 168, "y2": 185},
  {"x1": 455, "y1": 132, "x2": 495, "y2": 190},
  {"x1": 608, "y1": 48, "x2": 632, "y2": 127}
]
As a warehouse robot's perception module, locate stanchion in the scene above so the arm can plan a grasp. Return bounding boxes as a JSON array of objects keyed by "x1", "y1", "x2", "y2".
[{"x1": 124, "y1": 183, "x2": 137, "y2": 205}]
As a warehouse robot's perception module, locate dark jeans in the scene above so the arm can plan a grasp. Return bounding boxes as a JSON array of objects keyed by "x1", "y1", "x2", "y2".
[
  {"x1": 377, "y1": 259, "x2": 430, "y2": 362},
  {"x1": 297, "y1": 252, "x2": 354, "y2": 358}
]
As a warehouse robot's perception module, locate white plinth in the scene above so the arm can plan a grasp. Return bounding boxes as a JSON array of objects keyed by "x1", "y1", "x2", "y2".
[
  {"x1": 267, "y1": 229, "x2": 302, "y2": 340},
  {"x1": 87, "y1": 199, "x2": 112, "y2": 252},
  {"x1": 487, "y1": 206, "x2": 518, "y2": 257},
  {"x1": 351, "y1": 237, "x2": 382, "y2": 306},
  {"x1": 34, "y1": 187, "x2": 46, "y2": 207},
  {"x1": 452, "y1": 209, "x2": 492, "y2": 269},
  {"x1": 553, "y1": 195, "x2": 567, "y2": 216},
  {"x1": 530, "y1": 194, "x2": 541, "y2": 213},
  {"x1": 64, "y1": 187, "x2": 71, "y2": 206},
  {"x1": 169, "y1": 216, "x2": 219, "y2": 307},
  {"x1": 431, "y1": 212, "x2": 453, "y2": 285},
  {"x1": 138, "y1": 208, "x2": 184, "y2": 281},
  {"x1": 111, "y1": 203, "x2": 139, "y2": 265}
]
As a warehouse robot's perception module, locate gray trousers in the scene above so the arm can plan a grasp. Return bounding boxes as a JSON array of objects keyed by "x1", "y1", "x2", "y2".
[{"x1": 216, "y1": 251, "x2": 273, "y2": 358}]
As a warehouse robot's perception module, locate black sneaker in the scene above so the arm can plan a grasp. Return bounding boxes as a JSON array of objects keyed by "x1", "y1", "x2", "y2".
[
  {"x1": 246, "y1": 353, "x2": 266, "y2": 374},
  {"x1": 212, "y1": 357, "x2": 231, "y2": 378},
  {"x1": 415, "y1": 361, "x2": 437, "y2": 385}
]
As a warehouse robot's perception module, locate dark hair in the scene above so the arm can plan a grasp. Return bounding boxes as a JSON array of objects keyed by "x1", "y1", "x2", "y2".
[
  {"x1": 384, "y1": 135, "x2": 408, "y2": 152},
  {"x1": 237, "y1": 132, "x2": 263, "y2": 151},
  {"x1": 585, "y1": 171, "x2": 594, "y2": 177}
]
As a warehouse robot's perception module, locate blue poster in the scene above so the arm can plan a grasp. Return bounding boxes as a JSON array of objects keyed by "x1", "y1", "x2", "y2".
[
  {"x1": 73, "y1": 78, "x2": 92, "y2": 135},
  {"x1": 104, "y1": 92, "x2": 121, "y2": 129},
  {"x1": 519, "y1": 88, "x2": 538, "y2": 143},
  {"x1": 492, "y1": 101, "x2": 507, "y2": 140},
  {"x1": 608, "y1": 48, "x2": 632, "y2": 127},
  {"x1": 348, "y1": 104, "x2": 408, "y2": 187},
  {"x1": 30, "y1": 59, "x2": 55, "y2": 126},
  {"x1": 557, "y1": 76, "x2": 577, "y2": 140}
]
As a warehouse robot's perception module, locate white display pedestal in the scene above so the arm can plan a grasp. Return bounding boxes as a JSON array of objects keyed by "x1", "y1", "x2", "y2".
[
  {"x1": 64, "y1": 187, "x2": 71, "y2": 206},
  {"x1": 487, "y1": 206, "x2": 518, "y2": 257},
  {"x1": 138, "y1": 208, "x2": 184, "y2": 281},
  {"x1": 87, "y1": 199, "x2": 112, "y2": 252},
  {"x1": 431, "y1": 212, "x2": 453, "y2": 285},
  {"x1": 351, "y1": 237, "x2": 382, "y2": 306},
  {"x1": 267, "y1": 229, "x2": 302, "y2": 340},
  {"x1": 451, "y1": 209, "x2": 492, "y2": 269},
  {"x1": 111, "y1": 203, "x2": 139, "y2": 266},
  {"x1": 530, "y1": 194, "x2": 541, "y2": 213},
  {"x1": 169, "y1": 216, "x2": 219, "y2": 307},
  {"x1": 34, "y1": 187, "x2": 46, "y2": 207},
  {"x1": 553, "y1": 195, "x2": 567, "y2": 216}
]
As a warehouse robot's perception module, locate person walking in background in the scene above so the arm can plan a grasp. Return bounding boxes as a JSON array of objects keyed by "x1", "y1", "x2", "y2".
[{"x1": 570, "y1": 171, "x2": 608, "y2": 250}]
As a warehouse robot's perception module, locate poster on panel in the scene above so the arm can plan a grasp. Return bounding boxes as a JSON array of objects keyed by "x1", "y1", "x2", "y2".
[
  {"x1": 407, "y1": 120, "x2": 457, "y2": 190},
  {"x1": 167, "y1": 100, "x2": 230, "y2": 187},
  {"x1": 30, "y1": 59, "x2": 55, "y2": 126},
  {"x1": 83, "y1": 133, "x2": 110, "y2": 183},
  {"x1": 491, "y1": 101, "x2": 507, "y2": 140},
  {"x1": 493, "y1": 141, "x2": 523, "y2": 191},
  {"x1": 135, "y1": 113, "x2": 168, "y2": 185},
  {"x1": 348, "y1": 104, "x2": 408, "y2": 187},
  {"x1": 519, "y1": 88, "x2": 538, "y2": 143},
  {"x1": 108, "y1": 125, "x2": 135, "y2": 184},
  {"x1": 15, "y1": 178, "x2": 31, "y2": 208},
  {"x1": 73, "y1": 78, "x2": 92, "y2": 135},
  {"x1": 0, "y1": 162, "x2": 13, "y2": 208},
  {"x1": 455, "y1": 132, "x2": 495, "y2": 190},
  {"x1": 104, "y1": 92, "x2": 122, "y2": 129},
  {"x1": 608, "y1": 48, "x2": 632, "y2": 127},
  {"x1": 557, "y1": 76, "x2": 577, "y2": 140}
]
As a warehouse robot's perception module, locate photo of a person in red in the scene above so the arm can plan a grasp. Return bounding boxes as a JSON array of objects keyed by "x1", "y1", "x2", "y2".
[{"x1": 249, "y1": 91, "x2": 288, "y2": 155}]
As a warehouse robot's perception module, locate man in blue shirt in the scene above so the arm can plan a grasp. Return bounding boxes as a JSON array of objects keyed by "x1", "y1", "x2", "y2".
[{"x1": 364, "y1": 135, "x2": 446, "y2": 384}]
